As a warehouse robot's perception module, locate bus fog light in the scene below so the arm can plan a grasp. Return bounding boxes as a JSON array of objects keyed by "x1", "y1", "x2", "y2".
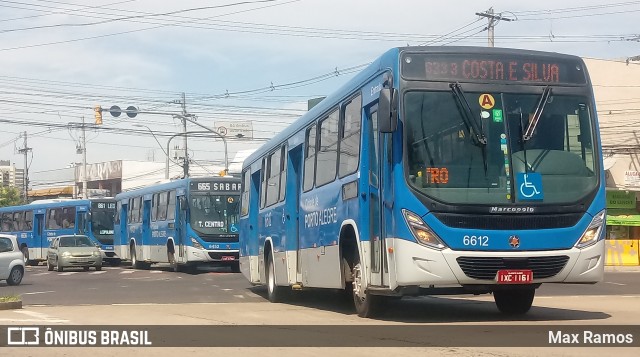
[
  {"x1": 190, "y1": 237, "x2": 204, "y2": 250},
  {"x1": 575, "y1": 210, "x2": 606, "y2": 249},
  {"x1": 402, "y1": 209, "x2": 446, "y2": 250}
]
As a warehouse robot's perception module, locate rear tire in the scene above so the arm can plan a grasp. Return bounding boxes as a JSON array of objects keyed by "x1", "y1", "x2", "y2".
[
  {"x1": 230, "y1": 261, "x2": 240, "y2": 273},
  {"x1": 494, "y1": 289, "x2": 535, "y2": 315},
  {"x1": 20, "y1": 247, "x2": 29, "y2": 263},
  {"x1": 6, "y1": 266, "x2": 23, "y2": 286},
  {"x1": 266, "y1": 254, "x2": 287, "y2": 303}
]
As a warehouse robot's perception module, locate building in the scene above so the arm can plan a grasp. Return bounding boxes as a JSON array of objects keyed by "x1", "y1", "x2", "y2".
[
  {"x1": 0, "y1": 160, "x2": 25, "y2": 193},
  {"x1": 584, "y1": 57, "x2": 640, "y2": 266}
]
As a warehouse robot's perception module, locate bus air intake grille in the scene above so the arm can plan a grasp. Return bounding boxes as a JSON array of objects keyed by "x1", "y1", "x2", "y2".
[
  {"x1": 432, "y1": 213, "x2": 582, "y2": 230},
  {"x1": 456, "y1": 255, "x2": 570, "y2": 280}
]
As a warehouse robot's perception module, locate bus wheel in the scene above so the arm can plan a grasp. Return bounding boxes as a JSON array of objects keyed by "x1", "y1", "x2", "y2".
[
  {"x1": 352, "y1": 259, "x2": 380, "y2": 318},
  {"x1": 266, "y1": 254, "x2": 286, "y2": 303},
  {"x1": 20, "y1": 247, "x2": 29, "y2": 264},
  {"x1": 168, "y1": 251, "x2": 179, "y2": 272},
  {"x1": 494, "y1": 289, "x2": 535, "y2": 315},
  {"x1": 130, "y1": 245, "x2": 144, "y2": 269}
]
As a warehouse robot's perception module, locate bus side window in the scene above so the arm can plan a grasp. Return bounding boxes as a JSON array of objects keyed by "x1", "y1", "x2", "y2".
[
  {"x1": 1, "y1": 212, "x2": 11, "y2": 232},
  {"x1": 241, "y1": 170, "x2": 250, "y2": 217},
  {"x1": 115, "y1": 201, "x2": 121, "y2": 224},
  {"x1": 24, "y1": 211, "x2": 33, "y2": 230},
  {"x1": 339, "y1": 95, "x2": 362, "y2": 178},
  {"x1": 266, "y1": 148, "x2": 281, "y2": 207},
  {"x1": 158, "y1": 192, "x2": 168, "y2": 220},
  {"x1": 13, "y1": 212, "x2": 22, "y2": 231},
  {"x1": 316, "y1": 109, "x2": 339, "y2": 187},
  {"x1": 303, "y1": 124, "x2": 317, "y2": 192},
  {"x1": 167, "y1": 191, "x2": 176, "y2": 221},
  {"x1": 279, "y1": 146, "x2": 287, "y2": 202},
  {"x1": 151, "y1": 193, "x2": 158, "y2": 222}
]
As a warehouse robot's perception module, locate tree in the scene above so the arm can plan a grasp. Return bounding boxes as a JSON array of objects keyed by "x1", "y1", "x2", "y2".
[{"x1": 0, "y1": 186, "x2": 22, "y2": 207}]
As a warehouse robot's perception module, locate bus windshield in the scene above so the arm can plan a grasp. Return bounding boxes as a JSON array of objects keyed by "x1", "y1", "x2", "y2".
[
  {"x1": 190, "y1": 194, "x2": 239, "y2": 236},
  {"x1": 405, "y1": 90, "x2": 598, "y2": 205},
  {"x1": 91, "y1": 202, "x2": 115, "y2": 245}
]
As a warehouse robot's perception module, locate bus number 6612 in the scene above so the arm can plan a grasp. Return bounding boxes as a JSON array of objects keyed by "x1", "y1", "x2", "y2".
[{"x1": 463, "y1": 235, "x2": 489, "y2": 247}]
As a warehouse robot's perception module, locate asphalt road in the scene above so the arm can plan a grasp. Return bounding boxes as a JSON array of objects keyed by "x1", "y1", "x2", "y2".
[{"x1": 1, "y1": 264, "x2": 638, "y2": 308}]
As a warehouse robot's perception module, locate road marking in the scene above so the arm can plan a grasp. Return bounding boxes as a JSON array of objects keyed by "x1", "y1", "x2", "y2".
[
  {"x1": 89, "y1": 271, "x2": 107, "y2": 275},
  {"x1": 32, "y1": 272, "x2": 51, "y2": 276},
  {"x1": 22, "y1": 291, "x2": 55, "y2": 295},
  {"x1": 120, "y1": 270, "x2": 135, "y2": 274},
  {"x1": 150, "y1": 270, "x2": 163, "y2": 274},
  {"x1": 11, "y1": 310, "x2": 70, "y2": 323},
  {"x1": 234, "y1": 295, "x2": 245, "y2": 299},
  {"x1": 58, "y1": 272, "x2": 77, "y2": 276},
  {"x1": 605, "y1": 281, "x2": 626, "y2": 286},
  {"x1": 222, "y1": 288, "x2": 233, "y2": 291},
  {"x1": 536, "y1": 294, "x2": 640, "y2": 299}
]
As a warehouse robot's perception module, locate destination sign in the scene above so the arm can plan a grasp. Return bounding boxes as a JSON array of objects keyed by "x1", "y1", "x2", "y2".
[
  {"x1": 191, "y1": 181, "x2": 240, "y2": 192},
  {"x1": 401, "y1": 53, "x2": 586, "y2": 84}
]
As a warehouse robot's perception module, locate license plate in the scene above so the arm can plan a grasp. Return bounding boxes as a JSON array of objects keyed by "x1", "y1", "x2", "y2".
[
  {"x1": 495, "y1": 269, "x2": 533, "y2": 284},
  {"x1": 221, "y1": 256, "x2": 235, "y2": 261}
]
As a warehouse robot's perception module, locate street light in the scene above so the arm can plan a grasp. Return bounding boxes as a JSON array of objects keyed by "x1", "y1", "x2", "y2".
[
  {"x1": 165, "y1": 131, "x2": 225, "y2": 179},
  {"x1": 132, "y1": 124, "x2": 170, "y2": 159},
  {"x1": 175, "y1": 114, "x2": 229, "y2": 175}
]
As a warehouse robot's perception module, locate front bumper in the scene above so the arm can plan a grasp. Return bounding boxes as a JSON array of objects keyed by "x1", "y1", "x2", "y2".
[
  {"x1": 388, "y1": 238, "x2": 605, "y2": 290},
  {"x1": 59, "y1": 256, "x2": 102, "y2": 267},
  {"x1": 185, "y1": 246, "x2": 239, "y2": 263}
]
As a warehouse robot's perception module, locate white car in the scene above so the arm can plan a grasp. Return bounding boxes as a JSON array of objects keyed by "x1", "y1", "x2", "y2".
[{"x1": 0, "y1": 234, "x2": 25, "y2": 286}]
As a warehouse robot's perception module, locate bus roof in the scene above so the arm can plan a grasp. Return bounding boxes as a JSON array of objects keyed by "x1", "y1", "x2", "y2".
[
  {"x1": 243, "y1": 46, "x2": 586, "y2": 168},
  {"x1": 0, "y1": 198, "x2": 102, "y2": 212}
]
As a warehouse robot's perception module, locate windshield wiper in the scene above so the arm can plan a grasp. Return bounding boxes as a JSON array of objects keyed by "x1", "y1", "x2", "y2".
[
  {"x1": 523, "y1": 85, "x2": 552, "y2": 141},
  {"x1": 449, "y1": 82, "x2": 487, "y2": 146}
]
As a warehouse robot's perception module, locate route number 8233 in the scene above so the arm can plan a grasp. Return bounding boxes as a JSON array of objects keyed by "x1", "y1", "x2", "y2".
[{"x1": 462, "y1": 235, "x2": 489, "y2": 247}]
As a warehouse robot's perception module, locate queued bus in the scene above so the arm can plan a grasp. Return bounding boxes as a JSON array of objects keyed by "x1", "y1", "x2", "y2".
[
  {"x1": 239, "y1": 46, "x2": 606, "y2": 317},
  {"x1": 0, "y1": 198, "x2": 119, "y2": 265},
  {"x1": 114, "y1": 176, "x2": 241, "y2": 272}
]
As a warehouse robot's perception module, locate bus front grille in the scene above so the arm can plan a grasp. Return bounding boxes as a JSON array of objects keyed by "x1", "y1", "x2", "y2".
[
  {"x1": 456, "y1": 255, "x2": 570, "y2": 280},
  {"x1": 432, "y1": 213, "x2": 582, "y2": 230}
]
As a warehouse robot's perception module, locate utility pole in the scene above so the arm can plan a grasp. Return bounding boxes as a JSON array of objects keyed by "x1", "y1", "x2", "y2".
[
  {"x1": 180, "y1": 92, "x2": 189, "y2": 178},
  {"x1": 17, "y1": 131, "x2": 31, "y2": 202},
  {"x1": 475, "y1": 7, "x2": 512, "y2": 47},
  {"x1": 80, "y1": 116, "x2": 88, "y2": 199}
]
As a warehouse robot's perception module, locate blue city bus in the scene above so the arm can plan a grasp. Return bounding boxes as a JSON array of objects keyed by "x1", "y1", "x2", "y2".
[
  {"x1": 0, "y1": 198, "x2": 119, "y2": 265},
  {"x1": 114, "y1": 177, "x2": 241, "y2": 272},
  {"x1": 239, "y1": 46, "x2": 606, "y2": 317}
]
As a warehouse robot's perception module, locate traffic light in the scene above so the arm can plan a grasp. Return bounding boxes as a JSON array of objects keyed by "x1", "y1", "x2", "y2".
[{"x1": 94, "y1": 106, "x2": 103, "y2": 125}]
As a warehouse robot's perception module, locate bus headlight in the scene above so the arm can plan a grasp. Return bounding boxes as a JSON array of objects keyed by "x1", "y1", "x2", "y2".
[
  {"x1": 402, "y1": 209, "x2": 446, "y2": 250},
  {"x1": 190, "y1": 237, "x2": 204, "y2": 250},
  {"x1": 575, "y1": 210, "x2": 606, "y2": 249}
]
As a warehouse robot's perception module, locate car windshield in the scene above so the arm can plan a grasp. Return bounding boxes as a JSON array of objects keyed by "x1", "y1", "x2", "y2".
[
  {"x1": 59, "y1": 236, "x2": 93, "y2": 247},
  {"x1": 190, "y1": 194, "x2": 239, "y2": 236},
  {"x1": 405, "y1": 90, "x2": 598, "y2": 205}
]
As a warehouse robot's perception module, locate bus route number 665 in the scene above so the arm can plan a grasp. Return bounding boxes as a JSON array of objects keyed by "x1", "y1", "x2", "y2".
[{"x1": 463, "y1": 235, "x2": 489, "y2": 247}]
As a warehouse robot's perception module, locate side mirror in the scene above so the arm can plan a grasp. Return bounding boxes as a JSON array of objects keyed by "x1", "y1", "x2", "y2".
[{"x1": 378, "y1": 88, "x2": 398, "y2": 133}]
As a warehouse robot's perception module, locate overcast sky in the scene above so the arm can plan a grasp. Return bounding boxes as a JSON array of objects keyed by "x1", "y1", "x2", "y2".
[{"x1": 1, "y1": 0, "x2": 639, "y2": 184}]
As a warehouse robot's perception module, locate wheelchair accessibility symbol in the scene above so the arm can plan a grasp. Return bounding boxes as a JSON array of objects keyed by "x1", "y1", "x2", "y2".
[{"x1": 516, "y1": 172, "x2": 544, "y2": 201}]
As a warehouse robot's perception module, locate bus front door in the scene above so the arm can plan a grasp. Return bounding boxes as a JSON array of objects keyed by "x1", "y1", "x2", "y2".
[
  {"x1": 33, "y1": 213, "x2": 45, "y2": 260},
  {"x1": 367, "y1": 107, "x2": 389, "y2": 287}
]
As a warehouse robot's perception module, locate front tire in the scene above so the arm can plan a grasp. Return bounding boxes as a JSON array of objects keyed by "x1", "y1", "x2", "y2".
[
  {"x1": 494, "y1": 289, "x2": 535, "y2": 315},
  {"x1": 6, "y1": 266, "x2": 23, "y2": 286},
  {"x1": 56, "y1": 258, "x2": 63, "y2": 272},
  {"x1": 130, "y1": 244, "x2": 148, "y2": 269},
  {"x1": 95, "y1": 265, "x2": 102, "y2": 271},
  {"x1": 21, "y1": 247, "x2": 29, "y2": 264},
  {"x1": 266, "y1": 254, "x2": 287, "y2": 303},
  {"x1": 168, "y1": 250, "x2": 179, "y2": 272},
  {"x1": 47, "y1": 259, "x2": 54, "y2": 271},
  {"x1": 351, "y1": 256, "x2": 384, "y2": 318}
]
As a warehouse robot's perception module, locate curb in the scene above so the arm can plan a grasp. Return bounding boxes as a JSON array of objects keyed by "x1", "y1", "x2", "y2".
[{"x1": 0, "y1": 300, "x2": 22, "y2": 310}]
